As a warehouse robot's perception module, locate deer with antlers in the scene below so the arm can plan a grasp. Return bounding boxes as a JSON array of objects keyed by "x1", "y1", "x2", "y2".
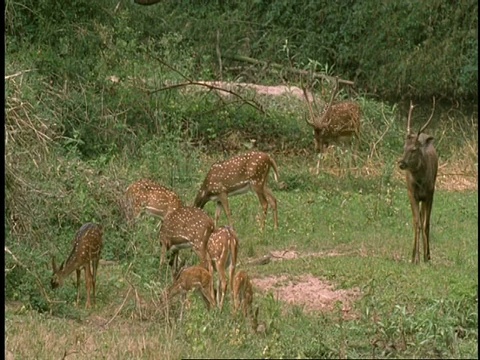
[
  {"x1": 194, "y1": 151, "x2": 279, "y2": 231},
  {"x1": 303, "y1": 78, "x2": 361, "y2": 174},
  {"x1": 124, "y1": 179, "x2": 183, "y2": 226},
  {"x1": 159, "y1": 206, "x2": 214, "y2": 276},
  {"x1": 398, "y1": 98, "x2": 438, "y2": 264},
  {"x1": 51, "y1": 223, "x2": 103, "y2": 308},
  {"x1": 207, "y1": 226, "x2": 239, "y2": 310}
]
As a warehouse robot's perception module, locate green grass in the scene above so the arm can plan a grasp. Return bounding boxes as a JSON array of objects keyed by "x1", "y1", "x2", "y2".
[{"x1": 6, "y1": 153, "x2": 478, "y2": 358}]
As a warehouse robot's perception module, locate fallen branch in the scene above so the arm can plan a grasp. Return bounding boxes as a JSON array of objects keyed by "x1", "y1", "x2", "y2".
[
  {"x1": 239, "y1": 254, "x2": 271, "y2": 267},
  {"x1": 148, "y1": 57, "x2": 265, "y2": 114},
  {"x1": 5, "y1": 69, "x2": 36, "y2": 80},
  {"x1": 150, "y1": 81, "x2": 265, "y2": 114}
]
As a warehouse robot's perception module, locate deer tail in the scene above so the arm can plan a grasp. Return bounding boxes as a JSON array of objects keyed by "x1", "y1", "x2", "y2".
[{"x1": 268, "y1": 155, "x2": 280, "y2": 182}]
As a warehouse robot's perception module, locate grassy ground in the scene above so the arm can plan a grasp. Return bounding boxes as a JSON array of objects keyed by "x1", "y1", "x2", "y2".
[{"x1": 5, "y1": 149, "x2": 478, "y2": 358}]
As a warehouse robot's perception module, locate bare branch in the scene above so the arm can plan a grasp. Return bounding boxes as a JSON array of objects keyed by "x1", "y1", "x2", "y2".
[{"x1": 5, "y1": 69, "x2": 36, "y2": 80}]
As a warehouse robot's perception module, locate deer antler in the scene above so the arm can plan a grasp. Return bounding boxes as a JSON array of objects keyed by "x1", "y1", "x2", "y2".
[
  {"x1": 406, "y1": 100, "x2": 416, "y2": 135},
  {"x1": 417, "y1": 96, "x2": 436, "y2": 135},
  {"x1": 316, "y1": 77, "x2": 339, "y2": 128},
  {"x1": 302, "y1": 81, "x2": 316, "y2": 127}
]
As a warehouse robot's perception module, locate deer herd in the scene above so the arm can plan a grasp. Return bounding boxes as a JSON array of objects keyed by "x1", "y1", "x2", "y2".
[{"x1": 50, "y1": 82, "x2": 438, "y2": 333}]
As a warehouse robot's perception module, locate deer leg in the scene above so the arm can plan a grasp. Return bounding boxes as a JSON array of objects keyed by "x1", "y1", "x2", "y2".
[
  {"x1": 422, "y1": 199, "x2": 433, "y2": 262},
  {"x1": 408, "y1": 197, "x2": 421, "y2": 264},
  {"x1": 160, "y1": 240, "x2": 166, "y2": 267},
  {"x1": 92, "y1": 258, "x2": 99, "y2": 306},
  {"x1": 252, "y1": 185, "x2": 269, "y2": 231},
  {"x1": 171, "y1": 249, "x2": 180, "y2": 277},
  {"x1": 84, "y1": 264, "x2": 92, "y2": 309},
  {"x1": 218, "y1": 261, "x2": 227, "y2": 310},
  {"x1": 353, "y1": 132, "x2": 360, "y2": 166},
  {"x1": 264, "y1": 186, "x2": 278, "y2": 230},
  {"x1": 314, "y1": 131, "x2": 323, "y2": 175},
  {"x1": 217, "y1": 193, "x2": 233, "y2": 227},
  {"x1": 232, "y1": 288, "x2": 239, "y2": 315},
  {"x1": 76, "y1": 269, "x2": 81, "y2": 306}
]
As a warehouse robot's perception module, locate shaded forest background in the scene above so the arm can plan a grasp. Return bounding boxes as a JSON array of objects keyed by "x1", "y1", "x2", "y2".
[{"x1": 6, "y1": 0, "x2": 478, "y2": 101}]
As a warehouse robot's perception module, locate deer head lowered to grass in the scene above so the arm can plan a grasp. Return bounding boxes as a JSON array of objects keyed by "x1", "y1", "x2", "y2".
[
  {"x1": 302, "y1": 78, "x2": 361, "y2": 174},
  {"x1": 159, "y1": 206, "x2": 215, "y2": 276},
  {"x1": 193, "y1": 151, "x2": 279, "y2": 231},
  {"x1": 232, "y1": 270, "x2": 264, "y2": 333},
  {"x1": 398, "y1": 97, "x2": 438, "y2": 264},
  {"x1": 51, "y1": 223, "x2": 103, "y2": 308},
  {"x1": 168, "y1": 265, "x2": 216, "y2": 314}
]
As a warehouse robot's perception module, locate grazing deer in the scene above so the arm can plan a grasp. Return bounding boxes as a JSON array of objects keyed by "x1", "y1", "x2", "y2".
[
  {"x1": 51, "y1": 223, "x2": 103, "y2": 308},
  {"x1": 124, "y1": 179, "x2": 182, "y2": 225},
  {"x1": 398, "y1": 98, "x2": 438, "y2": 264},
  {"x1": 159, "y1": 206, "x2": 214, "y2": 275},
  {"x1": 303, "y1": 78, "x2": 361, "y2": 174},
  {"x1": 232, "y1": 270, "x2": 262, "y2": 332},
  {"x1": 194, "y1": 151, "x2": 279, "y2": 230},
  {"x1": 168, "y1": 265, "x2": 216, "y2": 314},
  {"x1": 208, "y1": 226, "x2": 239, "y2": 310}
]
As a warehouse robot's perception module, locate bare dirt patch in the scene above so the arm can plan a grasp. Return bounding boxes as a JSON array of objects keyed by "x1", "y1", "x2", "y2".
[
  {"x1": 268, "y1": 249, "x2": 353, "y2": 261},
  {"x1": 252, "y1": 274, "x2": 361, "y2": 319}
]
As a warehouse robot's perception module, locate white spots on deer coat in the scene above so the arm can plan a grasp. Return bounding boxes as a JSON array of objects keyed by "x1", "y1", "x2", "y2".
[{"x1": 125, "y1": 179, "x2": 182, "y2": 220}]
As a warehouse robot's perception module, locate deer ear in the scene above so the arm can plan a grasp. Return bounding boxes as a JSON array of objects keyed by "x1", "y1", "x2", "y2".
[{"x1": 419, "y1": 134, "x2": 434, "y2": 146}]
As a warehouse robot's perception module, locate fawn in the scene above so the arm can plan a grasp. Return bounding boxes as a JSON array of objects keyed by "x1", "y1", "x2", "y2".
[
  {"x1": 51, "y1": 223, "x2": 103, "y2": 308},
  {"x1": 168, "y1": 265, "x2": 216, "y2": 318},
  {"x1": 208, "y1": 226, "x2": 239, "y2": 310}
]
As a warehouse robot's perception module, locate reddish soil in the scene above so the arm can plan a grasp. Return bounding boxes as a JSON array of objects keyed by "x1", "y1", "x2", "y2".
[
  {"x1": 250, "y1": 249, "x2": 362, "y2": 319},
  {"x1": 251, "y1": 274, "x2": 361, "y2": 319}
]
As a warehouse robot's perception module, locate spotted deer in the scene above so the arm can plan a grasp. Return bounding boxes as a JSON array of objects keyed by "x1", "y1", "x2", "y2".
[
  {"x1": 398, "y1": 98, "x2": 438, "y2": 263},
  {"x1": 159, "y1": 206, "x2": 214, "y2": 276},
  {"x1": 302, "y1": 78, "x2": 361, "y2": 174},
  {"x1": 208, "y1": 226, "x2": 239, "y2": 310},
  {"x1": 51, "y1": 223, "x2": 103, "y2": 308},
  {"x1": 168, "y1": 265, "x2": 216, "y2": 313},
  {"x1": 232, "y1": 270, "x2": 261, "y2": 332},
  {"x1": 194, "y1": 151, "x2": 279, "y2": 230},
  {"x1": 124, "y1": 179, "x2": 182, "y2": 225}
]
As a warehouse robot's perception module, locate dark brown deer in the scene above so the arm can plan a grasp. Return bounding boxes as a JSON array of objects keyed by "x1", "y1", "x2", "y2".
[
  {"x1": 303, "y1": 78, "x2": 361, "y2": 174},
  {"x1": 194, "y1": 151, "x2": 279, "y2": 231},
  {"x1": 159, "y1": 206, "x2": 214, "y2": 276},
  {"x1": 51, "y1": 223, "x2": 103, "y2": 308},
  {"x1": 124, "y1": 179, "x2": 182, "y2": 225},
  {"x1": 398, "y1": 98, "x2": 438, "y2": 264}
]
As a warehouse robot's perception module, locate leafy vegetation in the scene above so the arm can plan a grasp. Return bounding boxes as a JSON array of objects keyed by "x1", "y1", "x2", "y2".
[{"x1": 5, "y1": 0, "x2": 478, "y2": 359}]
